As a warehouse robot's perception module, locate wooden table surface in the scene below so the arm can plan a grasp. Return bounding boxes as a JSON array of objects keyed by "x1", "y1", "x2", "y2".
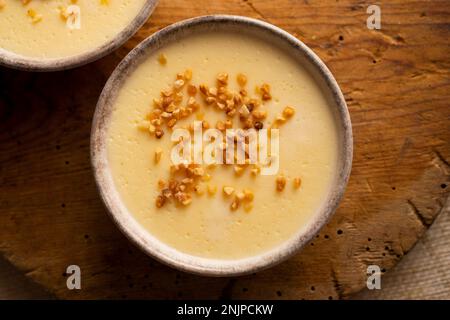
[{"x1": 0, "y1": 0, "x2": 449, "y2": 299}]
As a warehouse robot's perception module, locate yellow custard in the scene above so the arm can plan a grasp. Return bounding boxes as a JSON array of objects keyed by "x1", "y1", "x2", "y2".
[
  {"x1": 107, "y1": 31, "x2": 339, "y2": 260},
  {"x1": 0, "y1": 0, "x2": 147, "y2": 59}
]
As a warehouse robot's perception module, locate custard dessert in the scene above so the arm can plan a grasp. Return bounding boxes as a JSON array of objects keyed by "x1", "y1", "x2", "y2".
[{"x1": 106, "y1": 31, "x2": 339, "y2": 260}]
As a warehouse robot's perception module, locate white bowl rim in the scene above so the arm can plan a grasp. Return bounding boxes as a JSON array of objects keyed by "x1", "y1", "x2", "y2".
[
  {"x1": 0, "y1": 0, "x2": 158, "y2": 72},
  {"x1": 91, "y1": 14, "x2": 353, "y2": 277}
]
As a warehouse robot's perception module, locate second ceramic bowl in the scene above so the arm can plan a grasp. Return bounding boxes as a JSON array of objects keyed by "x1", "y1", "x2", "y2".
[{"x1": 0, "y1": 0, "x2": 158, "y2": 71}]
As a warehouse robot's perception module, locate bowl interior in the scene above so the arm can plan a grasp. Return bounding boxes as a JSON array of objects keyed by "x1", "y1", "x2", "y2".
[
  {"x1": 91, "y1": 15, "x2": 353, "y2": 276},
  {"x1": 0, "y1": 0, "x2": 158, "y2": 71}
]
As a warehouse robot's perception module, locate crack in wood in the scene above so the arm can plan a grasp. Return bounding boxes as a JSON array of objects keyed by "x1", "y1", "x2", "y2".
[
  {"x1": 330, "y1": 267, "x2": 344, "y2": 299},
  {"x1": 433, "y1": 150, "x2": 450, "y2": 174},
  {"x1": 242, "y1": 0, "x2": 267, "y2": 20},
  {"x1": 407, "y1": 199, "x2": 431, "y2": 227}
]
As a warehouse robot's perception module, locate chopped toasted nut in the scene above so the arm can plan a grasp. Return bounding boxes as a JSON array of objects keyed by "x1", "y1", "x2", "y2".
[
  {"x1": 162, "y1": 90, "x2": 174, "y2": 101},
  {"x1": 187, "y1": 84, "x2": 197, "y2": 96},
  {"x1": 27, "y1": 9, "x2": 43, "y2": 23},
  {"x1": 199, "y1": 84, "x2": 209, "y2": 96},
  {"x1": 150, "y1": 119, "x2": 161, "y2": 126},
  {"x1": 165, "y1": 103, "x2": 176, "y2": 113},
  {"x1": 275, "y1": 115, "x2": 287, "y2": 124},
  {"x1": 237, "y1": 73, "x2": 247, "y2": 87},
  {"x1": 243, "y1": 202, "x2": 253, "y2": 212},
  {"x1": 182, "y1": 197, "x2": 192, "y2": 205},
  {"x1": 174, "y1": 79, "x2": 185, "y2": 90},
  {"x1": 226, "y1": 109, "x2": 236, "y2": 117},
  {"x1": 167, "y1": 118, "x2": 177, "y2": 128},
  {"x1": 260, "y1": 83, "x2": 272, "y2": 100},
  {"x1": 247, "y1": 99, "x2": 260, "y2": 110},
  {"x1": 186, "y1": 96, "x2": 196, "y2": 107},
  {"x1": 223, "y1": 186, "x2": 235, "y2": 196},
  {"x1": 239, "y1": 104, "x2": 250, "y2": 117},
  {"x1": 152, "y1": 98, "x2": 162, "y2": 108},
  {"x1": 158, "y1": 179, "x2": 166, "y2": 189},
  {"x1": 202, "y1": 120, "x2": 210, "y2": 129},
  {"x1": 158, "y1": 53, "x2": 167, "y2": 65},
  {"x1": 205, "y1": 96, "x2": 216, "y2": 105},
  {"x1": 148, "y1": 124, "x2": 156, "y2": 134},
  {"x1": 234, "y1": 165, "x2": 244, "y2": 175},
  {"x1": 162, "y1": 188, "x2": 172, "y2": 199},
  {"x1": 181, "y1": 178, "x2": 194, "y2": 185},
  {"x1": 155, "y1": 127, "x2": 164, "y2": 139},
  {"x1": 208, "y1": 87, "x2": 218, "y2": 96},
  {"x1": 175, "y1": 192, "x2": 192, "y2": 205},
  {"x1": 276, "y1": 175, "x2": 287, "y2": 192},
  {"x1": 161, "y1": 111, "x2": 172, "y2": 118},
  {"x1": 254, "y1": 121, "x2": 263, "y2": 130},
  {"x1": 217, "y1": 73, "x2": 229, "y2": 85},
  {"x1": 293, "y1": 177, "x2": 302, "y2": 189},
  {"x1": 155, "y1": 195, "x2": 166, "y2": 208},
  {"x1": 252, "y1": 110, "x2": 267, "y2": 120},
  {"x1": 207, "y1": 184, "x2": 217, "y2": 195},
  {"x1": 230, "y1": 198, "x2": 240, "y2": 211},
  {"x1": 154, "y1": 148, "x2": 162, "y2": 164},
  {"x1": 251, "y1": 165, "x2": 260, "y2": 176},
  {"x1": 283, "y1": 106, "x2": 296, "y2": 118},
  {"x1": 243, "y1": 189, "x2": 254, "y2": 201},
  {"x1": 236, "y1": 191, "x2": 245, "y2": 201},
  {"x1": 216, "y1": 121, "x2": 226, "y2": 131}
]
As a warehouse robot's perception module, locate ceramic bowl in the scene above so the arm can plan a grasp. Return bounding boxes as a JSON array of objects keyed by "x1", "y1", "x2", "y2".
[
  {"x1": 91, "y1": 15, "x2": 353, "y2": 276},
  {"x1": 0, "y1": 0, "x2": 158, "y2": 71}
]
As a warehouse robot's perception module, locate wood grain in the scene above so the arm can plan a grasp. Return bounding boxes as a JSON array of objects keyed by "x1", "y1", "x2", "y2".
[{"x1": 0, "y1": 0, "x2": 449, "y2": 299}]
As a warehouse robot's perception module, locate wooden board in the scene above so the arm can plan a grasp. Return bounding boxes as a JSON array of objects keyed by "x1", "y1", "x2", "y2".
[{"x1": 0, "y1": 0, "x2": 449, "y2": 299}]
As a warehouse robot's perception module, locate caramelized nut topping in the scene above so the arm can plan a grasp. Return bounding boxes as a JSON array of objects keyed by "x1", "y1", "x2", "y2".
[
  {"x1": 154, "y1": 148, "x2": 162, "y2": 164},
  {"x1": 223, "y1": 186, "x2": 235, "y2": 196},
  {"x1": 254, "y1": 121, "x2": 263, "y2": 130},
  {"x1": 260, "y1": 83, "x2": 272, "y2": 101},
  {"x1": 155, "y1": 195, "x2": 166, "y2": 208},
  {"x1": 187, "y1": 84, "x2": 197, "y2": 96},
  {"x1": 276, "y1": 175, "x2": 287, "y2": 192},
  {"x1": 145, "y1": 68, "x2": 298, "y2": 210},
  {"x1": 230, "y1": 198, "x2": 240, "y2": 211},
  {"x1": 207, "y1": 184, "x2": 217, "y2": 195},
  {"x1": 237, "y1": 73, "x2": 247, "y2": 87},
  {"x1": 283, "y1": 106, "x2": 295, "y2": 118},
  {"x1": 158, "y1": 53, "x2": 167, "y2": 65},
  {"x1": 293, "y1": 177, "x2": 302, "y2": 189}
]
